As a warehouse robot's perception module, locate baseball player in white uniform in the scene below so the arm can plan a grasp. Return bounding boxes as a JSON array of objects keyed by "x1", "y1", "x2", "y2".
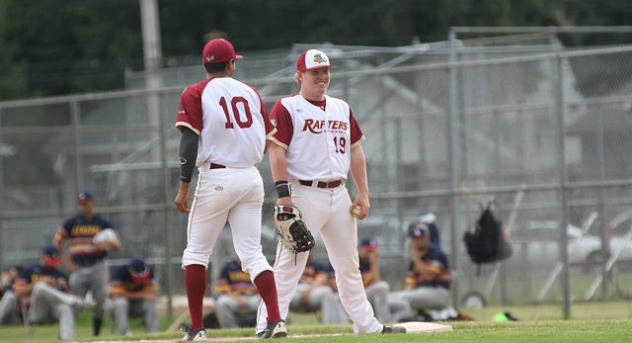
[
  {"x1": 174, "y1": 38, "x2": 285, "y2": 341},
  {"x1": 255, "y1": 49, "x2": 406, "y2": 335}
]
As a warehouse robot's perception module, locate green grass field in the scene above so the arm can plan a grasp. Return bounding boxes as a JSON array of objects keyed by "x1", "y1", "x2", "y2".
[{"x1": 1, "y1": 301, "x2": 632, "y2": 342}]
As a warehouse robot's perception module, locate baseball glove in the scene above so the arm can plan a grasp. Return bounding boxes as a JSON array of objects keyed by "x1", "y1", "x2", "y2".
[{"x1": 273, "y1": 204, "x2": 315, "y2": 253}]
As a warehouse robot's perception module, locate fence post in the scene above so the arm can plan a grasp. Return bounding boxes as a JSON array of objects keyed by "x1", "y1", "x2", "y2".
[
  {"x1": 596, "y1": 107, "x2": 609, "y2": 299},
  {"x1": 0, "y1": 108, "x2": 4, "y2": 269},
  {"x1": 448, "y1": 28, "x2": 461, "y2": 308},
  {"x1": 71, "y1": 101, "x2": 84, "y2": 192},
  {"x1": 554, "y1": 53, "x2": 571, "y2": 320}
]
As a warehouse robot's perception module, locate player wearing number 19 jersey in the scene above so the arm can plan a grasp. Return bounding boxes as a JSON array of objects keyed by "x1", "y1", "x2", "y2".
[
  {"x1": 256, "y1": 49, "x2": 405, "y2": 335},
  {"x1": 174, "y1": 38, "x2": 285, "y2": 341}
]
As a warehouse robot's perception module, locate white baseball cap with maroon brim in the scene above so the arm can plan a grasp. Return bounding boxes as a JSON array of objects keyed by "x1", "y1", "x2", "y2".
[{"x1": 296, "y1": 49, "x2": 332, "y2": 72}]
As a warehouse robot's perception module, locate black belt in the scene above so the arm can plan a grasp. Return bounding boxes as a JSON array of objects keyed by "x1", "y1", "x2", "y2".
[
  {"x1": 210, "y1": 163, "x2": 226, "y2": 169},
  {"x1": 299, "y1": 179, "x2": 343, "y2": 189}
]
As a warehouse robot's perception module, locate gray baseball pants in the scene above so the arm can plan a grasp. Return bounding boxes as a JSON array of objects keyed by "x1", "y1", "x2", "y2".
[
  {"x1": 365, "y1": 281, "x2": 390, "y2": 322},
  {"x1": 28, "y1": 282, "x2": 85, "y2": 340},
  {"x1": 112, "y1": 298, "x2": 159, "y2": 335},
  {"x1": 69, "y1": 261, "x2": 108, "y2": 320},
  {"x1": 392, "y1": 286, "x2": 450, "y2": 311},
  {"x1": 0, "y1": 291, "x2": 20, "y2": 324},
  {"x1": 215, "y1": 294, "x2": 261, "y2": 328},
  {"x1": 290, "y1": 283, "x2": 348, "y2": 324}
]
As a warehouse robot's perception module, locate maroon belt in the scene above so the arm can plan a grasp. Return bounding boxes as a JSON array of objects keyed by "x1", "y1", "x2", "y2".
[
  {"x1": 210, "y1": 163, "x2": 226, "y2": 169},
  {"x1": 299, "y1": 179, "x2": 343, "y2": 189}
]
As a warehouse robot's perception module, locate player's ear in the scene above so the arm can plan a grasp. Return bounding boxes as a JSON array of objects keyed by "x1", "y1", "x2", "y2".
[
  {"x1": 294, "y1": 72, "x2": 302, "y2": 86},
  {"x1": 227, "y1": 59, "x2": 236, "y2": 73}
]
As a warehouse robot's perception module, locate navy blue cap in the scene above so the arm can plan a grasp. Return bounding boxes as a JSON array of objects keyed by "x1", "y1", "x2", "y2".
[
  {"x1": 128, "y1": 257, "x2": 148, "y2": 275},
  {"x1": 360, "y1": 236, "x2": 379, "y2": 250},
  {"x1": 42, "y1": 244, "x2": 60, "y2": 257},
  {"x1": 408, "y1": 223, "x2": 429, "y2": 238},
  {"x1": 77, "y1": 191, "x2": 95, "y2": 204}
]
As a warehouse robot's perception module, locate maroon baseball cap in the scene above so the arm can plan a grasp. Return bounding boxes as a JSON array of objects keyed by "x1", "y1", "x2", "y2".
[
  {"x1": 296, "y1": 49, "x2": 331, "y2": 72},
  {"x1": 202, "y1": 38, "x2": 243, "y2": 64}
]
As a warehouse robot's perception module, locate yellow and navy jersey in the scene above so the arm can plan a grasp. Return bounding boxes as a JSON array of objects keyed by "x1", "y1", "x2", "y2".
[
  {"x1": 110, "y1": 265, "x2": 157, "y2": 296},
  {"x1": 300, "y1": 261, "x2": 326, "y2": 283},
  {"x1": 53, "y1": 214, "x2": 114, "y2": 266},
  {"x1": 13, "y1": 264, "x2": 68, "y2": 295},
  {"x1": 359, "y1": 257, "x2": 375, "y2": 287},
  {"x1": 406, "y1": 247, "x2": 451, "y2": 290},
  {"x1": 215, "y1": 260, "x2": 257, "y2": 296}
]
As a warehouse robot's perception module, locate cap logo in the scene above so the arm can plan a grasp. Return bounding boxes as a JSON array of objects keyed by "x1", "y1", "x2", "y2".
[
  {"x1": 313, "y1": 53, "x2": 327, "y2": 64},
  {"x1": 206, "y1": 55, "x2": 215, "y2": 62}
]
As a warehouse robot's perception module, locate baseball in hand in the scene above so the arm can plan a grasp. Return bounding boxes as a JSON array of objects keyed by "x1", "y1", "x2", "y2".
[
  {"x1": 352, "y1": 206, "x2": 362, "y2": 218},
  {"x1": 93, "y1": 228, "x2": 117, "y2": 243}
]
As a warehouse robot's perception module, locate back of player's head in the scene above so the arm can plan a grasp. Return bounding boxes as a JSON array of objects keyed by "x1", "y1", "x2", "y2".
[{"x1": 203, "y1": 38, "x2": 242, "y2": 64}]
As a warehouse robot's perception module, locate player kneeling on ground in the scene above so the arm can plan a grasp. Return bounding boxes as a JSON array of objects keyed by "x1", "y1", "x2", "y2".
[
  {"x1": 391, "y1": 225, "x2": 451, "y2": 317},
  {"x1": 13, "y1": 245, "x2": 93, "y2": 341},
  {"x1": 0, "y1": 265, "x2": 24, "y2": 325},
  {"x1": 214, "y1": 257, "x2": 261, "y2": 328},
  {"x1": 289, "y1": 254, "x2": 346, "y2": 324},
  {"x1": 110, "y1": 257, "x2": 159, "y2": 336},
  {"x1": 358, "y1": 237, "x2": 411, "y2": 323}
]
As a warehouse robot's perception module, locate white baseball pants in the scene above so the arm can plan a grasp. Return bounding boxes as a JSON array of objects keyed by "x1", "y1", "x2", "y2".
[
  {"x1": 256, "y1": 183, "x2": 382, "y2": 333},
  {"x1": 182, "y1": 166, "x2": 272, "y2": 281}
]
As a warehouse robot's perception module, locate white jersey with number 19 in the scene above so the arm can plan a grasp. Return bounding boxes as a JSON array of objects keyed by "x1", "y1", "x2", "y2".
[{"x1": 175, "y1": 77, "x2": 274, "y2": 168}]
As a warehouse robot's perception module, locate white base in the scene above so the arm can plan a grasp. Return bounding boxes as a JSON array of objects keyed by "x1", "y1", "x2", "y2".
[{"x1": 393, "y1": 321, "x2": 454, "y2": 333}]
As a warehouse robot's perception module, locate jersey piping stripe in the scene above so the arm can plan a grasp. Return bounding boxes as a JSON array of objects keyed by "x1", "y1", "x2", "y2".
[
  {"x1": 175, "y1": 121, "x2": 201, "y2": 135},
  {"x1": 350, "y1": 135, "x2": 366, "y2": 149},
  {"x1": 267, "y1": 136, "x2": 288, "y2": 150},
  {"x1": 266, "y1": 127, "x2": 278, "y2": 140}
]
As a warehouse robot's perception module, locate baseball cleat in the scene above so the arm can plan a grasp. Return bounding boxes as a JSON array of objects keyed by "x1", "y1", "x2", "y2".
[
  {"x1": 182, "y1": 327, "x2": 207, "y2": 341},
  {"x1": 382, "y1": 325, "x2": 407, "y2": 334},
  {"x1": 256, "y1": 319, "x2": 288, "y2": 339}
]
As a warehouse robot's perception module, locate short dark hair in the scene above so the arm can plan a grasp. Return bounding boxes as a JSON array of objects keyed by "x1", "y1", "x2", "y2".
[{"x1": 204, "y1": 61, "x2": 230, "y2": 74}]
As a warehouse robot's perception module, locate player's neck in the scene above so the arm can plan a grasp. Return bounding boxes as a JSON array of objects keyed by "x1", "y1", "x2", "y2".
[
  {"x1": 81, "y1": 211, "x2": 95, "y2": 219},
  {"x1": 300, "y1": 90, "x2": 325, "y2": 102},
  {"x1": 207, "y1": 69, "x2": 234, "y2": 79}
]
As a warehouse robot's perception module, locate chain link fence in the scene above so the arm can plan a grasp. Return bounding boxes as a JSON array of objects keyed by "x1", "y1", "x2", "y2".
[{"x1": 2, "y1": 27, "x2": 632, "y2": 316}]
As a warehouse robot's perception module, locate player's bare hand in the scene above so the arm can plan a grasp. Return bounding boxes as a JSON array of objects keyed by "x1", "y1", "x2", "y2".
[
  {"x1": 350, "y1": 193, "x2": 370, "y2": 220},
  {"x1": 276, "y1": 196, "x2": 293, "y2": 206},
  {"x1": 174, "y1": 183, "x2": 190, "y2": 213}
]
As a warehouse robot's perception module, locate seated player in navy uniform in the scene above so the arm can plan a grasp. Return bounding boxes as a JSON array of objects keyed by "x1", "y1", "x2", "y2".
[
  {"x1": 321, "y1": 264, "x2": 350, "y2": 325},
  {"x1": 358, "y1": 237, "x2": 410, "y2": 323},
  {"x1": 110, "y1": 257, "x2": 159, "y2": 336},
  {"x1": 214, "y1": 258, "x2": 260, "y2": 328},
  {"x1": 0, "y1": 265, "x2": 24, "y2": 324},
  {"x1": 409, "y1": 213, "x2": 441, "y2": 251},
  {"x1": 392, "y1": 225, "x2": 451, "y2": 312},
  {"x1": 288, "y1": 253, "x2": 346, "y2": 324},
  {"x1": 13, "y1": 245, "x2": 92, "y2": 341}
]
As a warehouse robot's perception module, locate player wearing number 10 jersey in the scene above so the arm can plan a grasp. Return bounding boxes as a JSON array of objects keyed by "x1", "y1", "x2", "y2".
[{"x1": 174, "y1": 38, "x2": 285, "y2": 341}]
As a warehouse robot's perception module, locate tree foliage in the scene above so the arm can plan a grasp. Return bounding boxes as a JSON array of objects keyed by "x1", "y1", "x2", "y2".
[{"x1": 0, "y1": 0, "x2": 631, "y2": 100}]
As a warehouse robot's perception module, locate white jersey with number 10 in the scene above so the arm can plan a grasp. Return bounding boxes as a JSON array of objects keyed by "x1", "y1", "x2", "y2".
[{"x1": 175, "y1": 77, "x2": 273, "y2": 168}]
